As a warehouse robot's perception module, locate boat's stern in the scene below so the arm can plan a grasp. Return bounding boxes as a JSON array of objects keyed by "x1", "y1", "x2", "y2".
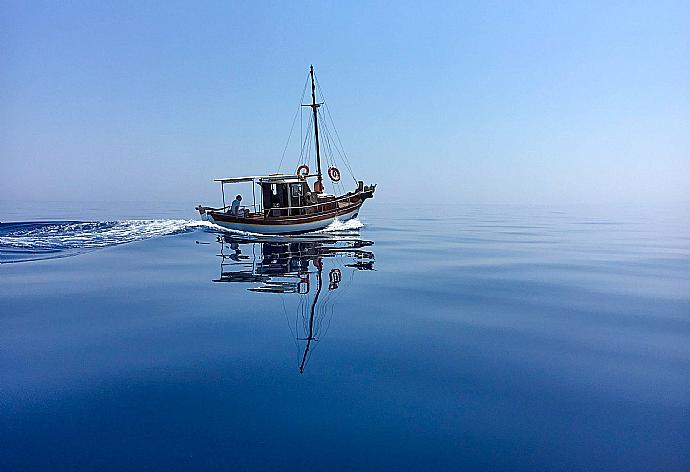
[{"x1": 195, "y1": 205, "x2": 213, "y2": 222}]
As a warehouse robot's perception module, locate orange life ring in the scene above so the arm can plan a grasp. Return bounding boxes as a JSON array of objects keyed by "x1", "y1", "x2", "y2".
[
  {"x1": 328, "y1": 166, "x2": 341, "y2": 182},
  {"x1": 296, "y1": 164, "x2": 309, "y2": 177}
]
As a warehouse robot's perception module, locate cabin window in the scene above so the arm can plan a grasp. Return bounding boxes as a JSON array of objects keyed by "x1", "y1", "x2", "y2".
[{"x1": 290, "y1": 184, "x2": 303, "y2": 198}]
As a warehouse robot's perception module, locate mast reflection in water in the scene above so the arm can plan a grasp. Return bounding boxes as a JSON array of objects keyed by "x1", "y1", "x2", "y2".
[{"x1": 212, "y1": 233, "x2": 374, "y2": 374}]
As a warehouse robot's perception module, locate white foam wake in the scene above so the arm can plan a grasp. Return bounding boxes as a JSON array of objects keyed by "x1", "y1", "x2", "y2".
[
  {"x1": 0, "y1": 219, "x2": 208, "y2": 250},
  {"x1": 0, "y1": 217, "x2": 370, "y2": 263},
  {"x1": 319, "y1": 218, "x2": 365, "y2": 233}
]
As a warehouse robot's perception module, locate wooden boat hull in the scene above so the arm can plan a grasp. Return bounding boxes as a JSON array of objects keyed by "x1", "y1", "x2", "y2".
[{"x1": 203, "y1": 202, "x2": 363, "y2": 235}]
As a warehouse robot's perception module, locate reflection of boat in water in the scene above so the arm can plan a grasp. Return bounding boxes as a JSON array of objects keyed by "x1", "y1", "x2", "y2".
[{"x1": 213, "y1": 234, "x2": 374, "y2": 373}]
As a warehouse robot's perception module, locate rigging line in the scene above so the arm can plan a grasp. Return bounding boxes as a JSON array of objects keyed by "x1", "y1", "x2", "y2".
[
  {"x1": 322, "y1": 110, "x2": 337, "y2": 168},
  {"x1": 300, "y1": 113, "x2": 313, "y2": 165},
  {"x1": 277, "y1": 105, "x2": 301, "y2": 173},
  {"x1": 327, "y1": 134, "x2": 345, "y2": 195},
  {"x1": 320, "y1": 112, "x2": 341, "y2": 193},
  {"x1": 317, "y1": 110, "x2": 334, "y2": 174},
  {"x1": 327, "y1": 124, "x2": 357, "y2": 182},
  {"x1": 279, "y1": 75, "x2": 311, "y2": 173},
  {"x1": 296, "y1": 297, "x2": 305, "y2": 359},
  {"x1": 313, "y1": 81, "x2": 347, "y2": 185},
  {"x1": 318, "y1": 111, "x2": 331, "y2": 168},
  {"x1": 300, "y1": 112, "x2": 313, "y2": 156},
  {"x1": 304, "y1": 118, "x2": 313, "y2": 171},
  {"x1": 317, "y1": 83, "x2": 352, "y2": 172},
  {"x1": 314, "y1": 75, "x2": 358, "y2": 182},
  {"x1": 319, "y1": 114, "x2": 347, "y2": 194},
  {"x1": 281, "y1": 297, "x2": 299, "y2": 350},
  {"x1": 331, "y1": 126, "x2": 356, "y2": 181},
  {"x1": 318, "y1": 298, "x2": 336, "y2": 341},
  {"x1": 319, "y1": 102, "x2": 357, "y2": 184},
  {"x1": 325, "y1": 123, "x2": 344, "y2": 185},
  {"x1": 317, "y1": 106, "x2": 333, "y2": 162}
]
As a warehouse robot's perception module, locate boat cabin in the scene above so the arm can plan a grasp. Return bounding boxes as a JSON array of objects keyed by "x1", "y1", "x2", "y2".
[
  {"x1": 210, "y1": 174, "x2": 341, "y2": 220},
  {"x1": 259, "y1": 176, "x2": 316, "y2": 217}
]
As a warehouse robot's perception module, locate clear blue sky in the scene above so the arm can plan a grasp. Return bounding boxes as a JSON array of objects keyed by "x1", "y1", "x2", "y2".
[{"x1": 1, "y1": 0, "x2": 689, "y2": 204}]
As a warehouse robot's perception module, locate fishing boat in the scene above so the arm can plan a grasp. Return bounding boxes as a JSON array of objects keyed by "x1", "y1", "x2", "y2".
[{"x1": 196, "y1": 66, "x2": 376, "y2": 234}]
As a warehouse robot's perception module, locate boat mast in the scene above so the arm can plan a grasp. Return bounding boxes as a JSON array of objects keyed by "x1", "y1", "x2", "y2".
[{"x1": 309, "y1": 65, "x2": 324, "y2": 192}]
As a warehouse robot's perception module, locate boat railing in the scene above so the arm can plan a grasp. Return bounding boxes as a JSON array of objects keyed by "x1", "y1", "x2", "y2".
[
  {"x1": 205, "y1": 204, "x2": 262, "y2": 212},
  {"x1": 263, "y1": 193, "x2": 359, "y2": 217},
  {"x1": 266, "y1": 193, "x2": 358, "y2": 212},
  {"x1": 208, "y1": 192, "x2": 360, "y2": 218}
]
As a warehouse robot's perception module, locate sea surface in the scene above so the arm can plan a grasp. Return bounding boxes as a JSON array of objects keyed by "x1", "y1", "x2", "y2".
[{"x1": 1, "y1": 200, "x2": 689, "y2": 471}]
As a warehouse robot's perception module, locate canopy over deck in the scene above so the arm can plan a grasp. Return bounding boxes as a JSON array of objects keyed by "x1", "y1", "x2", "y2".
[{"x1": 213, "y1": 174, "x2": 303, "y2": 184}]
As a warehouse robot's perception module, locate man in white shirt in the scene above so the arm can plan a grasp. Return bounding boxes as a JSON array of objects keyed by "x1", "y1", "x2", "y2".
[{"x1": 230, "y1": 195, "x2": 242, "y2": 216}]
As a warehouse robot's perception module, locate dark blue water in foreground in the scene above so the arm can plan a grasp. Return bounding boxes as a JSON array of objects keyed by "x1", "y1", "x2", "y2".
[{"x1": 1, "y1": 201, "x2": 689, "y2": 471}]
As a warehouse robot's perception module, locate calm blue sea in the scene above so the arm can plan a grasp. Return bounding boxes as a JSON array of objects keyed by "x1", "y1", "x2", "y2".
[{"x1": 1, "y1": 200, "x2": 689, "y2": 471}]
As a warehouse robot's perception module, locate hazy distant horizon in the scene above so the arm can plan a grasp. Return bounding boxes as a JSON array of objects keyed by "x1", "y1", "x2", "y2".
[{"x1": 2, "y1": 1, "x2": 689, "y2": 205}]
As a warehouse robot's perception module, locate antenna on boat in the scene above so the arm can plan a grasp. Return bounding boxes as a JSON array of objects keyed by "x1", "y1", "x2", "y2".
[{"x1": 303, "y1": 65, "x2": 324, "y2": 193}]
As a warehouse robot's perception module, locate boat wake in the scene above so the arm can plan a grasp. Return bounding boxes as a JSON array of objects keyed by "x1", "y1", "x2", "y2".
[
  {"x1": 318, "y1": 217, "x2": 364, "y2": 233},
  {"x1": 0, "y1": 219, "x2": 207, "y2": 263},
  {"x1": 0, "y1": 218, "x2": 366, "y2": 263}
]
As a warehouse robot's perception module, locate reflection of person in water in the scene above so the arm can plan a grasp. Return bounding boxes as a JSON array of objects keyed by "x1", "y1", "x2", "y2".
[{"x1": 229, "y1": 242, "x2": 242, "y2": 262}]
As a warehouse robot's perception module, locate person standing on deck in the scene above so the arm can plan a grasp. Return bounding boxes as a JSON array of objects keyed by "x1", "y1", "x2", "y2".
[{"x1": 230, "y1": 195, "x2": 242, "y2": 216}]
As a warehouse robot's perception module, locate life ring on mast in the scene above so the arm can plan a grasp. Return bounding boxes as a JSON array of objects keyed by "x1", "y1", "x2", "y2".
[
  {"x1": 328, "y1": 166, "x2": 341, "y2": 182},
  {"x1": 296, "y1": 164, "x2": 309, "y2": 178}
]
